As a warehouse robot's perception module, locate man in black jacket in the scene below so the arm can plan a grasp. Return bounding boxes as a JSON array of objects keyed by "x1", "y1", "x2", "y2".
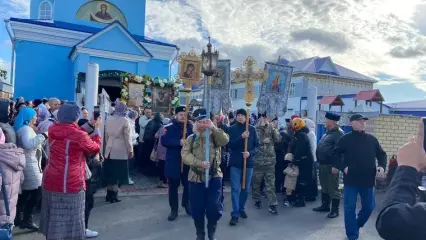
[
  {"x1": 227, "y1": 108, "x2": 259, "y2": 226},
  {"x1": 376, "y1": 118, "x2": 426, "y2": 240},
  {"x1": 332, "y1": 114, "x2": 387, "y2": 240},
  {"x1": 313, "y1": 112, "x2": 344, "y2": 218}
]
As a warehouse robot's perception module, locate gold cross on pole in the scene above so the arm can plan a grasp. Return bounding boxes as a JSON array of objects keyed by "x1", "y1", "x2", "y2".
[{"x1": 231, "y1": 56, "x2": 265, "y2": 189}]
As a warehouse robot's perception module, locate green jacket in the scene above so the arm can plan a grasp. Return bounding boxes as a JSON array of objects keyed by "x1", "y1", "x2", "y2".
[
  {"x1": 181, "y1": 127, "x2": 229, "y2": 183},
  {"x1": 255, "y1": 123, "x2": 281, "y2": 167}
]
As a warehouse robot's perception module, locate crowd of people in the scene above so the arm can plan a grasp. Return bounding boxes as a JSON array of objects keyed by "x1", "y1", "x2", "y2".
[{"x1": 0, "y1": 95, "x2": 425, "y2": 240}]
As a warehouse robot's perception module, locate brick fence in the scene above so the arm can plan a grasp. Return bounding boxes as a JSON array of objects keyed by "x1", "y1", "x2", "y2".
[{"x1": 317, "y1": 111, "x2": 420, "y2": 157}]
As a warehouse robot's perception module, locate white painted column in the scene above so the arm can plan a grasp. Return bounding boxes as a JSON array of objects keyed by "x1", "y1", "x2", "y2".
[
  {"x1": 307, "y1": 86, "x2": 318, "y2": 124},
  {"x1": 84, "y1": 63, "x2": 99, "y2": 113}
]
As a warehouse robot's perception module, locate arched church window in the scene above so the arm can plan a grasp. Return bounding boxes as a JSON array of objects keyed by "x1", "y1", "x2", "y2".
[{"x1": 39, "y1": 1, "x2": 53, "y2": 20}]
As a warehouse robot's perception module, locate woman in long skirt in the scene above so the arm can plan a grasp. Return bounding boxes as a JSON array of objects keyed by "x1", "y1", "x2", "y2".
[
  {"x1": 40, "y1": 102, "x2": 102, "y2": 239},
  {"x1": 103, "y1": 99, "x2": 133, "y2": 203}
]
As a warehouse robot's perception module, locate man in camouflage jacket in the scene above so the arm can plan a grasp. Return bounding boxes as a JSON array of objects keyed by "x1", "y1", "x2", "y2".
[{"x1": 252, "y1": 114, "x2": 281, "y2": 214}]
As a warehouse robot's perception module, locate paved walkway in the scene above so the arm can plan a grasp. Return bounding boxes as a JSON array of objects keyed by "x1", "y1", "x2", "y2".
[{"x1": 14, "y1": 192, "x2": 385, "y2": 240}]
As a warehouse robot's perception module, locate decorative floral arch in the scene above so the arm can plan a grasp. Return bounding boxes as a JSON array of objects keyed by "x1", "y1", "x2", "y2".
[{"x1": 120, "y1": 73, "x2": 181, "y2": 112}]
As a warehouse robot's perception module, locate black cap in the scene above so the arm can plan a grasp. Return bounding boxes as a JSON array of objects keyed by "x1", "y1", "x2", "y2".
[
  {"x1": 285, "y1": 118, "x2": 290, "y2": 123},
  {"x1": 193, "y1": 108, "x2": 207, "y2": 121},
  {"x1": 350, "y1": 113, "x2": 368, "y2": 122},
  {"x1": 175, "y1": 106, "x2": 186, "y2": 114},
  {"x1": 325, "y1": 112, "x2": 341, "y2": 121}
]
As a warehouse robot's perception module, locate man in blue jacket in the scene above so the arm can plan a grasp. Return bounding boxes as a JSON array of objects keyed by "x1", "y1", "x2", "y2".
[
  {"x1": 227, "y1": 108, "x2": 259, "y2": 226},
  {"x1": 161, "y1": 106, "x2": 193, "y2": 221}
]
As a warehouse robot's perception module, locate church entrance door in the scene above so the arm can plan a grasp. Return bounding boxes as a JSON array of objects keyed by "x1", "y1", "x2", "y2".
[{"x1": 97, "y1": 70, "x2": 125, "y2": 102}]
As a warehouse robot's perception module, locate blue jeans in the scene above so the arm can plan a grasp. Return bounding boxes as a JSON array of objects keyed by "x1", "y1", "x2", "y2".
[
  {"x1": 344, "y1": 185, "x2": 375, "y2": 239},
  {"x1": 230, "y1": 167, "x2": 254, "y2": 217}
]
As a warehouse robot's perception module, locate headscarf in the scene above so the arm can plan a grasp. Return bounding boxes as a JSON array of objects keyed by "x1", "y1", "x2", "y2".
[
  {"x1": 13, "y1": 107, "x2": 36, "y2": 132},
  {"x1": 292, "y1": 118, "x2": 306, "y2": 132},
  {"x1": 162, "y1": 118, "x2": 170, "y2": 125},
  {"x1": 112, "y1": 99, "x2": 127, "y2": 117},
  {"x1": 57, "y1": 102, "x2": 80, "y2": 124}
]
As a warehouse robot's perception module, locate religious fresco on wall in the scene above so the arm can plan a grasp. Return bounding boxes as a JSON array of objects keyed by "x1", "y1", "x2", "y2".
[{"x1": 76, "y1": 0, "x2": 128, "y2": 28}]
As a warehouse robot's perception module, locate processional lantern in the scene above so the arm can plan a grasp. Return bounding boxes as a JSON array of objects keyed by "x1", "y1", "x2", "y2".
[
  {"x1": 231, "y1": 56, "x2": 266, "y2": 189},
  {"x1": 201, "y1": 36, "x2": 219, "y2": 187},
  {"x1": 202, "y1": 37, "x2": 219, "y2": 77}
]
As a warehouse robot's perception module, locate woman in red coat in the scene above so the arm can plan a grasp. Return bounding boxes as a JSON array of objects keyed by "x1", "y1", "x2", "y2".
[{"x1": 39, "y1": 102, "x2": 102, "y2": 240}]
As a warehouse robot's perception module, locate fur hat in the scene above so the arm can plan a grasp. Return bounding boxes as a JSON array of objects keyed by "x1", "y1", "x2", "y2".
[{"x1": 175, "y1": 106, "x2": 186, "y2": 114}]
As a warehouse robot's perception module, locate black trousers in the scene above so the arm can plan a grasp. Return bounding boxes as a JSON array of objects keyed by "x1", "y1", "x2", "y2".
[
  {"x1": 168, "y1": 174, "x2": 189, "y2": 211},
  {"x1": 157, "y1": 160, "x2": 166, "y2": 183},
  {"x1": 85, "y1": 191, "x2": 94, "y2": 229},
  {"x1": 275, "y1": 159, "x2": 288, "y2": 193},
  {"x1": 16, "y1": 187, "x2": 42, "y2": 222}
]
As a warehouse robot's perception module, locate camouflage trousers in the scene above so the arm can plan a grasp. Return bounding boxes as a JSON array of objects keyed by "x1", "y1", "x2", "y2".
[
  {"x1": 319, "y1": 164, "x2": 341, "y2": 200},
  {"x1": 252, "y1": 164, "x2": 277, "y2": 206}
]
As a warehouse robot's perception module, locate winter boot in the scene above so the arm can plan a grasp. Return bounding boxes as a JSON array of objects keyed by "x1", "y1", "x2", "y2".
[
  {"x1": 268, "y1": 205, "x2": 278, "y2": 215},
  {"x1": 313, "y1": 193, "x2": 330, "y2": 212},
  {"x1": 254, "y1": 200, "x2": 262, "y2": 209},
  {"x1": 327, "y1": 198, "x2": 340, "y2": 218},
  {"x1": 105, "y1": 190, "x2": 113, "y2": 202},
  {"x1": 168, "y1": 210, "x2": 178, "y2": 221},
  {"x1": 207, "y1": 222, "x2": 217, "y2": 240},
  {"x1": 20, "y1": 214, "x2": 39, "y2": 231},
  {"x1": 109, "y1": 190, "x2": 121, "y2": 203},
  {"x1": 195, "y1": 219, "x2": 205, "y2": 240},
  {"x1": 229, "y1": 216, "x2": 238, "y2": 226}
]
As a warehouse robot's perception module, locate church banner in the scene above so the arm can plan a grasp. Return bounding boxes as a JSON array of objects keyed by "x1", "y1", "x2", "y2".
[
  {"x1": 205, "y1": 59, "x2": 232, "y2": 115},
  {"x1": 257, "y1": 62, "x2": 294, "y2": 118}
]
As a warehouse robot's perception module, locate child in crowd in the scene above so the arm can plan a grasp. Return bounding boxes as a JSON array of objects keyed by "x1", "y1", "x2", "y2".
[{"x1": 283, "y1": 153, "x2": 299, "y2": 207}]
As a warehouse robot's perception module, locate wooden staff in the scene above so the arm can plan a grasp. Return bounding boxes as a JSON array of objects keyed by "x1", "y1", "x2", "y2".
[
  {"x1": 242, "y1": 102, "x2": 252, "y2": 190},
  {"x1": 181, "y1": 88, "x2": 191, "y2": 173}
]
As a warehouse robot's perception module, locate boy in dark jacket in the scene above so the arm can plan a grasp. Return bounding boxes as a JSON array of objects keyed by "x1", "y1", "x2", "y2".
[{"x1": 227, "y1": 108, "x2": 259, "y2": 226}]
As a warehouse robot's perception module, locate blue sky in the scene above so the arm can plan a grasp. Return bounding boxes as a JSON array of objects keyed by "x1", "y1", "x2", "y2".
[{"x1": 1, "y1": 0, "x2": 426, "y2": 103}]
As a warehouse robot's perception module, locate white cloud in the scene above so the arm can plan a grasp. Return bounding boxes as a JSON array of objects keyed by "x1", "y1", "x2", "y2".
[
  {"x1": 146, "y1": 0, "x2": 426, "y2": 93},
  {"x1": 0, "y1": 58, "x2": 11, "y2": 74},
  {"x1": 0, "y1": 0, "x2": 30, "y2": 18}
]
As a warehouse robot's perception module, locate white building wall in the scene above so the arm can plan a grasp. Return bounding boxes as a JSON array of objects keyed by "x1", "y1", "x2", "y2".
[{"x1": 182, "y1": 74, "x2": 380, "y2": 116}]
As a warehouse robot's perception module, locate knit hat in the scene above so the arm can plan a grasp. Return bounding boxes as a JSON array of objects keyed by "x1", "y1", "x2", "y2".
[
  {"x1": 175, "y1": 106, "x2": 186, "y2": 114},
  {"x1": 57, "y1": 102, "x2": 80, "y2": 124},
  {"x1": 228, "y1": 111, "x2": 234, "y2": 119},
  {"x1": 292, "y1": 118, "x2": 306, "y2": 131},
  {"x1": 291, "y1": 114, "x2": 299, "y2": 120},
  {"x1": 236, "y1": 108, "x2": 247, "y2": 117}
]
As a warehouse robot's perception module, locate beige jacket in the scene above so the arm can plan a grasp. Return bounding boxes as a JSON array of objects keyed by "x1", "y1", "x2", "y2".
[
  {"x1": 181, "y1": 127, "x2": 229, "y2": 183},
  {"x1": 104, "y1": 116, "x2": 133, "y2": 160}
]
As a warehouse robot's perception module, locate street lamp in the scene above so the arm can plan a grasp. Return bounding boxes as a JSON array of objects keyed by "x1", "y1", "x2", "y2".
[{"x1": 201, "y1": 37, "x2": 219, "y2": 187}]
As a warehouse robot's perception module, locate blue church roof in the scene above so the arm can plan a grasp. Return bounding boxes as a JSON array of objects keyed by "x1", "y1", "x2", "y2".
[
  {"x1": 288, "y1": 56, "x2": 376, "y2": 83},
  {"x1": 9, "y1": 18, "x2": 177, "y2": 48}
]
